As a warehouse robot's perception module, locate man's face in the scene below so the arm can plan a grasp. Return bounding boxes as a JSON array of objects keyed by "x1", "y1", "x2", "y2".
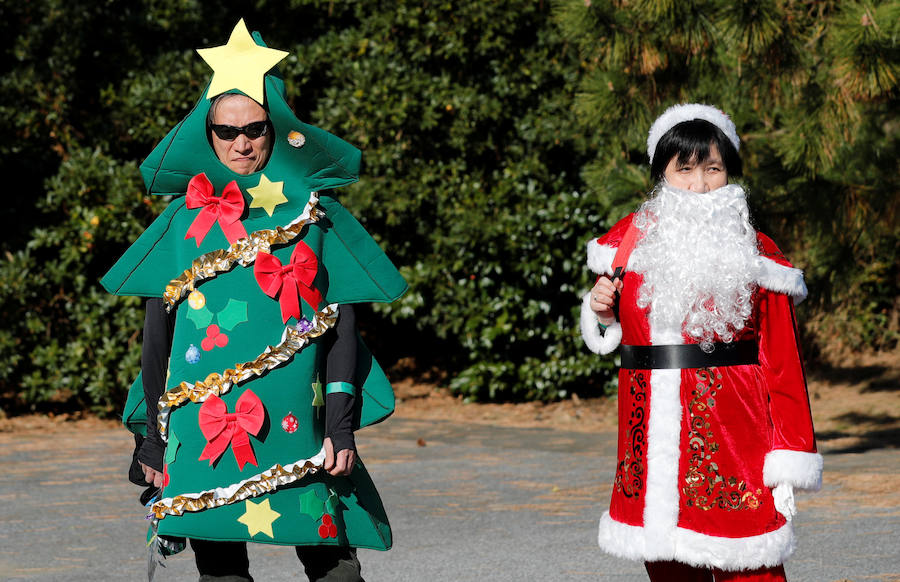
[{"x1": 210, "y1": 95, "x2": 272, "y2": 175}]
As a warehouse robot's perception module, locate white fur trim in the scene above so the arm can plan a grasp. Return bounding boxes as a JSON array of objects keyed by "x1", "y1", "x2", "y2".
[
  {"x1": 757, "y1": 257, "x2": 808, "y2": 305},
  {"x1": 647, "y1": 104, "x2": 740, "y2": 164},
  {"x1": 599, "y1": 512, "x2": 796, "y2": 570},
  {"x1": 763, "y1": 449, "x2": 824, "y2": 492},
  {"x1": 586, "y1": 239, "x2": 617, "y2": 276},
  {"x1": 580, "y1": 293, "x2": 622, "y2": 354},
  {"x1": 673, "y1": 522, "x2": 796, "y2": 570},
  {"x1": 598, "y1": 512, "x2": 649, "y2": 561},
  {"x1": 642, "y1": 368, "x2": 683, "y2": 555}
]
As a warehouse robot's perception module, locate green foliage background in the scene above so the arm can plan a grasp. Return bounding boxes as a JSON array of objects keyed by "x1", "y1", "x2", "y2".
[
  {"x1": 555, "y1": 0, "x2": 899, "y2": 355},
  {"x1": 0, "y1": 1, "x2": 896, "y2": 415}
]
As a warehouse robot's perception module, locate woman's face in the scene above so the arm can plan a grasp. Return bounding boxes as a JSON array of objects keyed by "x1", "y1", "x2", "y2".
[{"x1": 662, "y1": 144, "x2": 728, "y2": 192}]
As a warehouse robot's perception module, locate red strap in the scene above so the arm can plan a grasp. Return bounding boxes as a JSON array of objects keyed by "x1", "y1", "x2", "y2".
[
  {"x1": 594, "y1": 219, "x2": 639, "y2": 285},
  {"x1": 611, "y1": 219, "x2": 639, "y2": 280}
]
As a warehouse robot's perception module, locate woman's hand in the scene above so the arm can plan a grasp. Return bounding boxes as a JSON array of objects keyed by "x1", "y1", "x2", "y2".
[{"x1": 589, "y1": 276, "x2": 623, "y2": 326}]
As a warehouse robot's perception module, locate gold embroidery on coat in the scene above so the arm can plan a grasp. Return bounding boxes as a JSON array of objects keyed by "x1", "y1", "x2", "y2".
[
  {"x1": 683, "y1": 368, "x2": 763, "y2": 511},
  {"x1": 614, "y1": 371, "x2": 646, "y2": 498}
]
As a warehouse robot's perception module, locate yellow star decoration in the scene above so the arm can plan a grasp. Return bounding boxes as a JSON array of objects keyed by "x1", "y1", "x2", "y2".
[
  {"x1": 247, "y1": 174, "x2": 288, "y2": 216},
  {"x1": 237, "y1": 498, "x2": 281, "y2": 538},
  {"x1": 196, "y1": 19, "x2": 288, "y2": 104},
  {"x1": 311, "y1": 378, "x2": 325, "y2": 411}
]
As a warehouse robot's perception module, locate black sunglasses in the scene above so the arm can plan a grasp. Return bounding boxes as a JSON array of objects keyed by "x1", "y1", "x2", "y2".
[{"x1": 210, "y1": 121, "x2": 270, "y2": 141}]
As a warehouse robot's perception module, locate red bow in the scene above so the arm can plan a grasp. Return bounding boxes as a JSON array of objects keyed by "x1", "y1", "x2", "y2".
[
  {"x1": 184, "y1": 173, "x2": 249, "y2": 247},
  {"x1": 254, "y1": 242, "x2": 323, "y2": 322},
  {"x1": 197, "y1": 390, "x2": 265, "y2": 471}
]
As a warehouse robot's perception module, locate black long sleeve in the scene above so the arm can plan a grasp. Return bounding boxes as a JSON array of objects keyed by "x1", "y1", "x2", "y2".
[
  {"x1": 324, "y1": 304, "x2": 358, "y2": 454},
  {"x1": 137, "y1": 298, "x2": 176, "y2": 473}
]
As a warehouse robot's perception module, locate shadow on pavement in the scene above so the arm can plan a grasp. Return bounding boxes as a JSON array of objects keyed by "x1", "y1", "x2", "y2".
[{"x1": 818, "y1": 411, "x2": 900, "y2": 454}]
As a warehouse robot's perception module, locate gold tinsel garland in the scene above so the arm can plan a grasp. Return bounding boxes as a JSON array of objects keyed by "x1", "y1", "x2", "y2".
[
  {"x1": 150, "y1": 450, "x2": 326, "y2": 518},
  {"x1": 163, "y1": 193, "x2": 322, "y2": 310},
  {"x1": 152, "y1": 194, "x2": 337, "y2": 520},
  {"x1": 156, "y1": 303, "x2": 338, "y2": 441}
]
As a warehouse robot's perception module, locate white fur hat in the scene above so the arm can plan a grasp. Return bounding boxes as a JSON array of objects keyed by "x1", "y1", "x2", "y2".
[{"x1": 647, "y1": 103, "x2": 740, "y2": 164}]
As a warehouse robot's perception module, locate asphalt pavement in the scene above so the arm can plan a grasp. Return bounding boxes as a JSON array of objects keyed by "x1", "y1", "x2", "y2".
[{"x1": 0, "y1": 417, "x2": 897, "y2": 581}]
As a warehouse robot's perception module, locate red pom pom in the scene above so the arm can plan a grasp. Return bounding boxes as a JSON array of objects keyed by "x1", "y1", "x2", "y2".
[{"x1": 318, "y1": 514, "x2": 337, "y2": 538}]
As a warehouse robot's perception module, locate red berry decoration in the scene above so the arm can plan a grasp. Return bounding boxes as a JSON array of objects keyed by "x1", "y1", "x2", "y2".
[
  {"x1": 281, "y1": 412, "x2": 299, "y2": 434},
  {"x1": 317, "y1": 514, "x2": 337, "y2": 538},
  {"x1": 201, "y1": 324, "x2": 228, "y2": 351}
]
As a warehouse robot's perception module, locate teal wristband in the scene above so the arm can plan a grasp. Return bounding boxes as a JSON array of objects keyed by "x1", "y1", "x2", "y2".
[{"x1": 325, "y1": 381, "x2": 355, "y2": 396}]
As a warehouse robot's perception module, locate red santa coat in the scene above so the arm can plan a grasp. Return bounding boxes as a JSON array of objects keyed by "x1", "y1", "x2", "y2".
[{"x1": 580, "y1": 214, "x2": 823, "y2": 571}]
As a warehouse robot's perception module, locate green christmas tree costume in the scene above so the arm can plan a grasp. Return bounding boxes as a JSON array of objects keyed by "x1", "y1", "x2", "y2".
[{"x1": 103, "y1": 23, "x2": 406, "y2": 550}]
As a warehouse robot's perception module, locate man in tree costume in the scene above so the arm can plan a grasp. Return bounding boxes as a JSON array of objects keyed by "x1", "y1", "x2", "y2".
[{"x1": 104, "y1": 21, "x2": 406, "y2": 581}]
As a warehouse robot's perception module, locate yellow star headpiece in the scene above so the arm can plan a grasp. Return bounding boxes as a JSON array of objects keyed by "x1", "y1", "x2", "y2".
[{"x1": 197, "y1": 19, "x2": 288, "y2": 104}]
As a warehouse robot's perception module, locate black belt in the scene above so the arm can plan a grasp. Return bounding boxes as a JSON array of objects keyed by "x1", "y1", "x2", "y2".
[{"x1": 620, "y1": 341, "x2": 758, "y2": 369}]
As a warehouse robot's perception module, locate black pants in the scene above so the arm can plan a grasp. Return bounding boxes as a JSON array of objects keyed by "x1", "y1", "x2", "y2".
[{"x1": 191, "y1": 539, "x2": 363, "y2": 582}]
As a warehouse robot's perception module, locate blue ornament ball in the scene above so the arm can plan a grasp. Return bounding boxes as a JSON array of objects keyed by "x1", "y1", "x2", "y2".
[{"x1": 185, "y1": 344, "x2": 201, "y2": 364}]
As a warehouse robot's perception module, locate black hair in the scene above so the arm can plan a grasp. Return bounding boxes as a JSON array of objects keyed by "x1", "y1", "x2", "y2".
[
  {"x1": 205, "y1": 93, "x2": 272, "y2": 129},
  {"x1": 206, "y1": 94, "x2": 228, "y2": 128},
  {"x1": 650, "y1": 119, "x2": 742, "y2": 182},
  {"x1": 205, "y1": 93, "x2": 274, "y2": 150}
]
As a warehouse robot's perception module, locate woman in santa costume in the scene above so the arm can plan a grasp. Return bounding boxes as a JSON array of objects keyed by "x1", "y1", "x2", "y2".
[{"x1": 581, "y1": 104, "x2": 822, "y2": 582}]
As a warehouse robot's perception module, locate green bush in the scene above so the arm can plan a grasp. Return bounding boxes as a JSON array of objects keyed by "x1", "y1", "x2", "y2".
[
  {"x1": 2, "y1": 1, "x2": 894, "y2": 414},
  {"x1": 1, "y1": 1, "x2": 617, "y2": 414},
  {"x1": 555, "y1": 0, "x2": 899, "y2": 360},
  {"x1": 287, "y1": 3, "x2": 615, "y2": 400}
]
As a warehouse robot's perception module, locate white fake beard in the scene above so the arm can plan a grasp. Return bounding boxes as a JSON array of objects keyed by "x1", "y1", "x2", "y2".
[{"x1": 629, "y1": 183, "x2": 760, "y2": 350}]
